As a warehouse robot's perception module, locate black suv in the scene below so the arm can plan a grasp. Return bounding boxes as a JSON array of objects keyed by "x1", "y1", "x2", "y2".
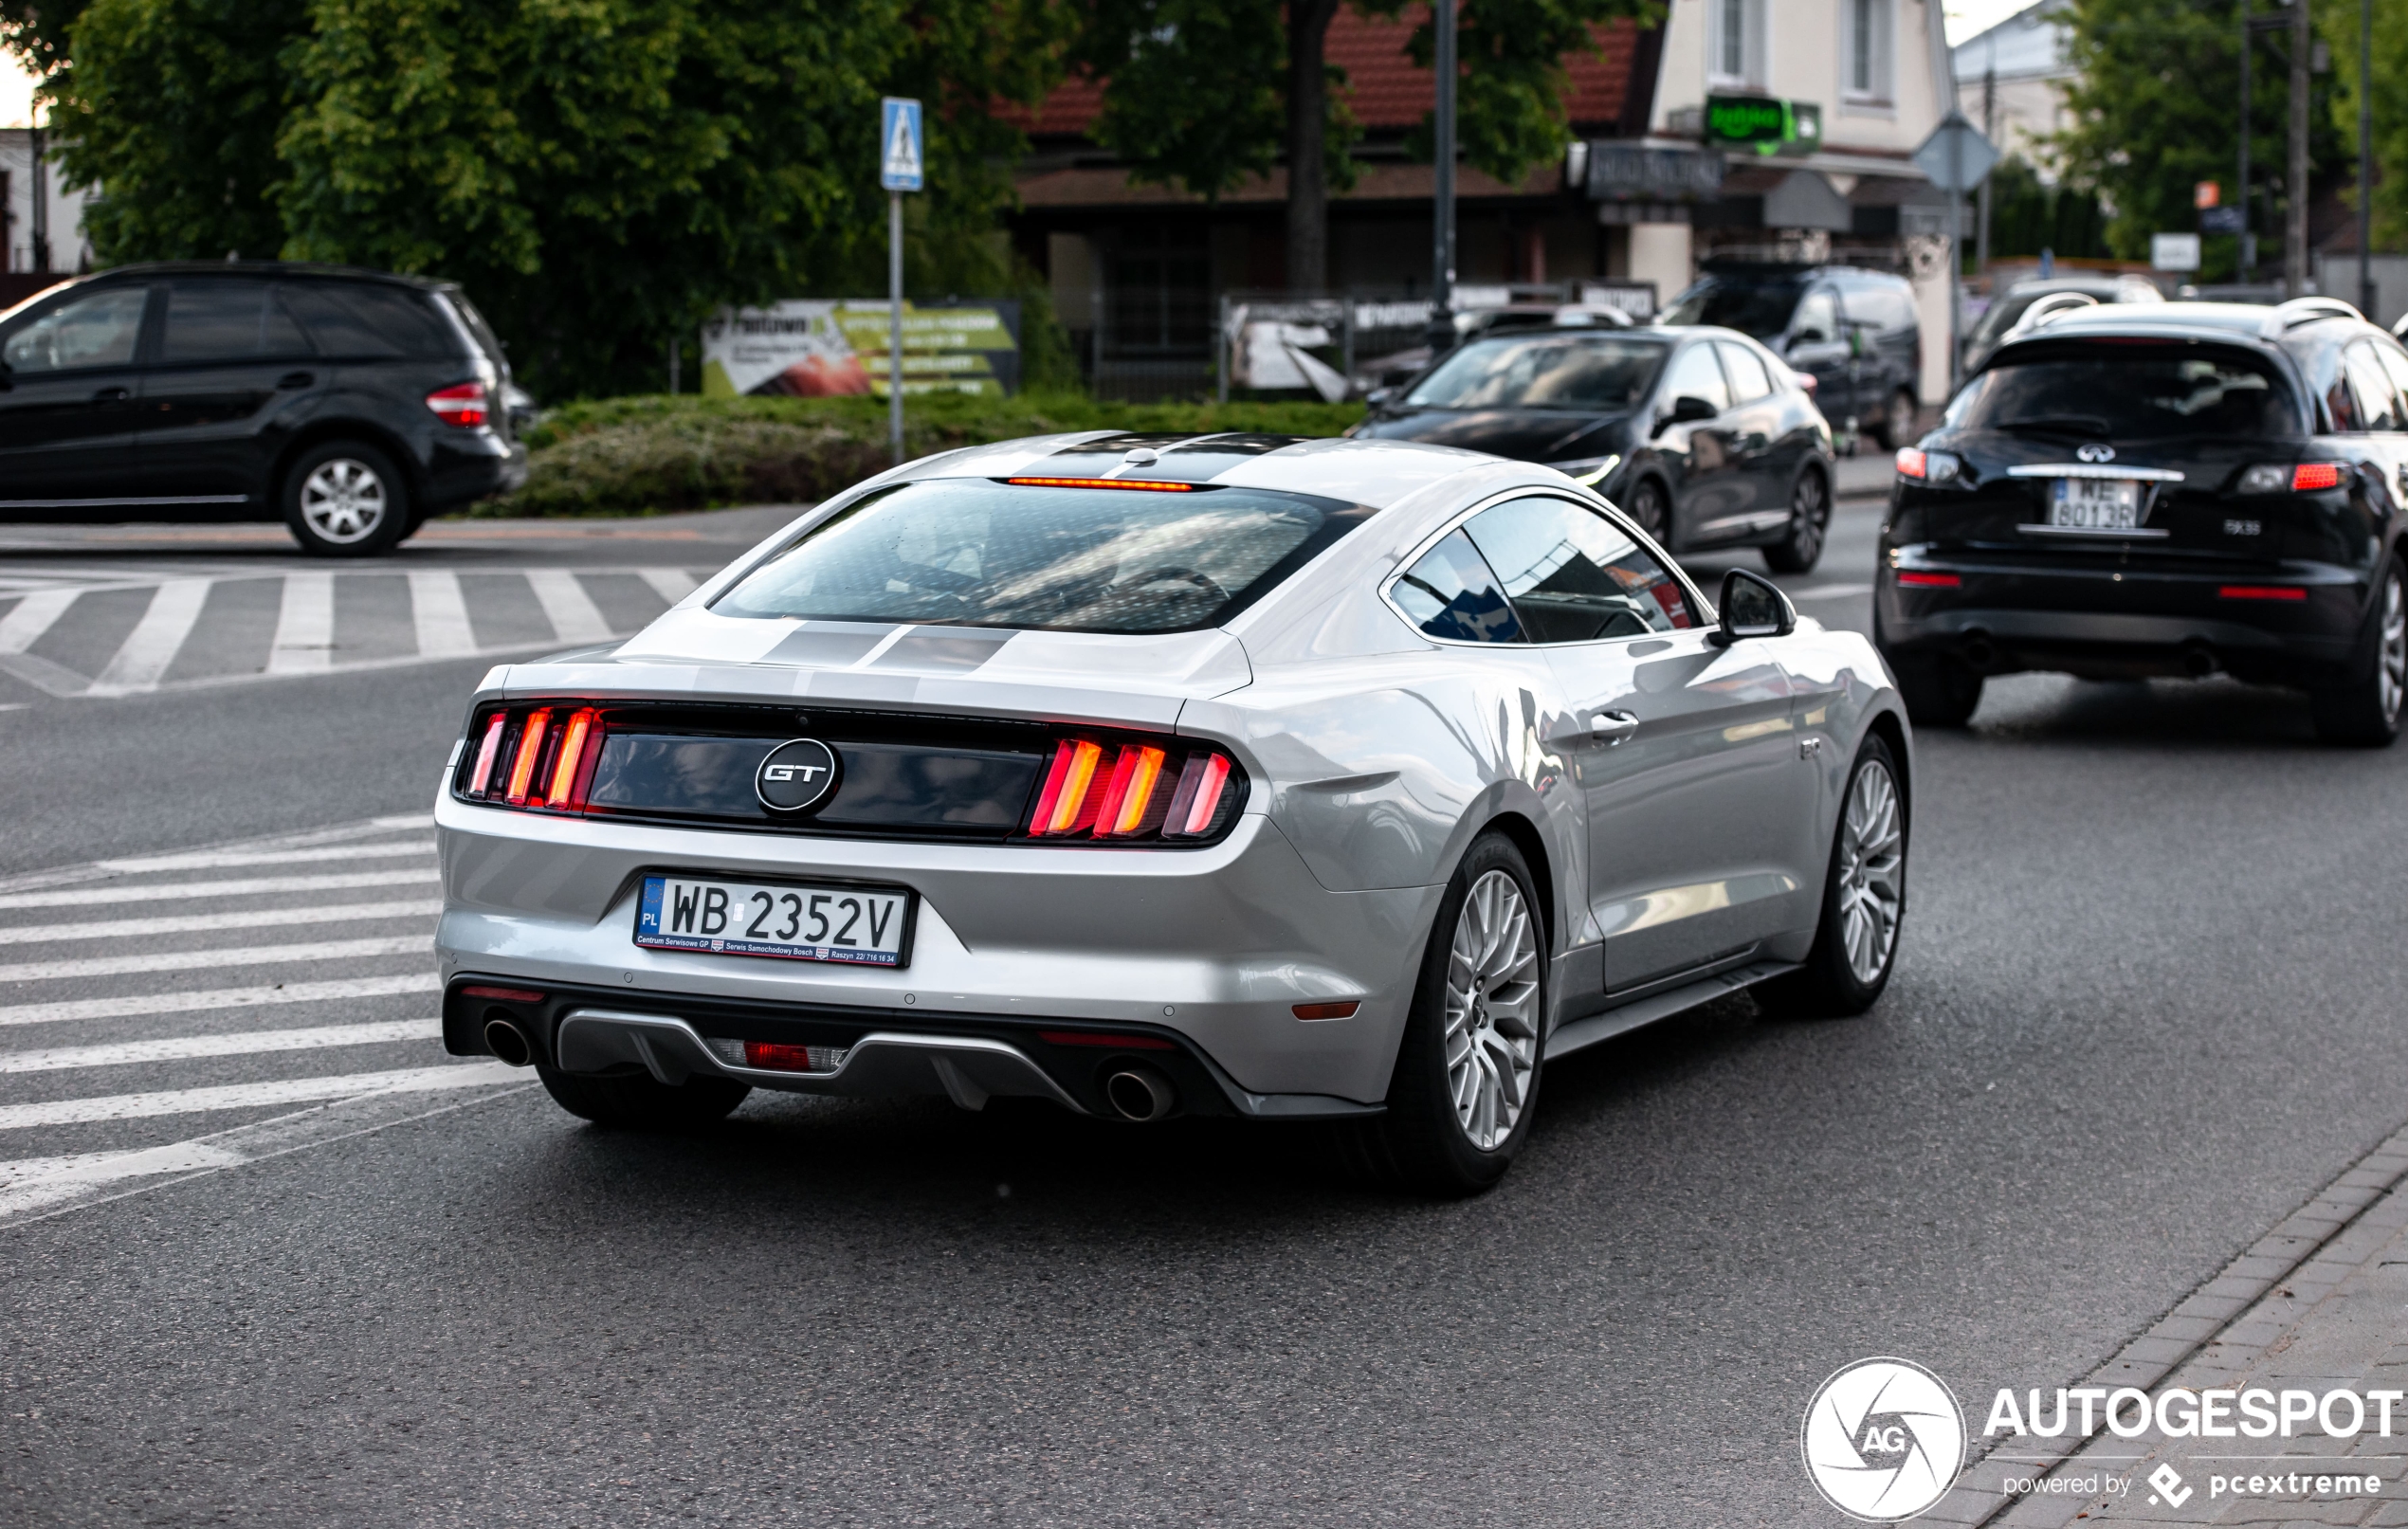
[
  {"x1": 1879, "y1": 298, "x2": 2408, "y2": 746},
  {"x1": 0, "y1": 262, "x2": 526, "y2": 555},
  {"x1": 1661, "y1": 263, "x2": 1924, "y2": 448}
]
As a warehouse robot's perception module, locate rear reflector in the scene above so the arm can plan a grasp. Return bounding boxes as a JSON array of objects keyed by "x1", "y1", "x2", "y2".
[
  {"x1": 1292, "y1": 1001, "x2": 1360, "y2": 1020},
  {"x1": 2218, "y1": 585, "x2": 2308, "y2": 601},
  {"x1": 1004, "y1": 476, "x2": 1194, "y2": 492},
  {"x1": 742, "y1": 1041, "x2": 848, "y2": 1072},
  {"x1": 1037, "y1": 1030, "x2": 1178, "y2": 1049},
  {"x1": 2292, "y1": 463, "x2": 2344, "y2": 491},
  {"x1": 1896, "y1": 572, "x2": 1961, "y2": 589},
  {"x1": 461, "y1": 985, "x2": 544, "y2": 1003}
]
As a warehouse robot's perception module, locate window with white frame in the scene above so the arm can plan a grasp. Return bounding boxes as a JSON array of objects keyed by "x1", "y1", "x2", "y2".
[
  {"x1": 1709, "y1": 0, "x2": 1766, "y2": 88},
  {"x1": 1844, "y1": 0, "x2": 1894, "y2": 103}
]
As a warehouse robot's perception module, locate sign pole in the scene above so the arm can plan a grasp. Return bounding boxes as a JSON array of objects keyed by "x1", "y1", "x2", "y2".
[
  {"x1": 889, "y1": 190, "x2": 904, "y2": 466},
  {"x1": 1424, "y1": 0, "x2": 1456, "y2": 356}
]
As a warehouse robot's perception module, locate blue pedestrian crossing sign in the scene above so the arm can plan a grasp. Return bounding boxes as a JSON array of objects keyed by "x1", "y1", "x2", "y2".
[{"x1": 880, "y1": 98, "x2": 923, "y2": 192}]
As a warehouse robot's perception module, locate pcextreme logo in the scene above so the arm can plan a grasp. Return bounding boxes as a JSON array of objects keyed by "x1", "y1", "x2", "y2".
[{"x1": 1802, "y1": 1357, "x2": 1967, "y2": 1521}]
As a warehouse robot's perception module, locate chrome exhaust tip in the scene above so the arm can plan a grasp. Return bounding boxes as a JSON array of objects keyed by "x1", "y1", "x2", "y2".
[
  {"x1": 1104, "y1": 1067, "x2": 1176, "y2": 1122},
  {"x1": 483, "y1": 1015, "x2": 534, "y2": 1067}
]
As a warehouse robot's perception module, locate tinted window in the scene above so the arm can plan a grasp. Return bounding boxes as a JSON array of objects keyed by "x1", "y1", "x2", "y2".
[
  {"x1": 1391, "y1": 529, "x2": 1523, "y2": 644},
  {"x1": 713, "y1": 478, "x2": 1368, "y2": 635},
  {"x1": 1948, "y1": 344, "x2": 2297, "y2": 439},
  {"x1": 159, "y1": 282, "x2": 311, "y2": 364},
  {"x1": 2, "y1": 287, "x2": 146, "y2": 373},
  {"x1": 1663, "y1": 344, "x2": 1730, "y2": 413},
  {"x1": 2343, "y1": 341, "x2": 2405, "y2": 432},
  {"x1": 1792, "y1": 289, "x2": 1839, "y2": 342},
  {"x1": 443, "y1": 290, "x2": 508, "y2": 369},
  {"x1": 283, "y1": 282, "x2": 455, "y2": 358},
  {"x1": 1462, "y1": 498, "x2": 1697, "y2": 643},
  {"x1": 1403, "y1": 335, "x2": 1669, "y2": 410},
  {"x1": 2376, "y1": 344, "x2": 2408, "y2": 419},
  {"x1": 1843, "y1": 284, "x2": 1912, "y2": 330},
  {"x1": 1659, "y1": 274, "x2": 1806, "y2": 338},
  {"x1": 1718, "y1": 340, "x2": 1775, "y2": 403}
]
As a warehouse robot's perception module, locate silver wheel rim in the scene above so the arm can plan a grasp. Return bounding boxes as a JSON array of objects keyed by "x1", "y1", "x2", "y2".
[
  {"x1": 1791, "y1": 473, "x2": 1826, "y2": 559},
  {"x1": 1835, "y1": 759, "x2": 1906, "y2": 986},
  {"x1": 1890, "y1": 393, "x2": 1915, "y2": 444},
  {"x1": 1633, "y1": 482, "x2": 1666, "y2": 538},
  {"x1": 2381, "y1": 569, "x2": 2405, "y2": 725},
  {"x1": 300, "y1": 458, "x2": 388, "y2": 544},
  {"x1": 1444, "y1": 869, "x2": 1541, "y2": 1152}
]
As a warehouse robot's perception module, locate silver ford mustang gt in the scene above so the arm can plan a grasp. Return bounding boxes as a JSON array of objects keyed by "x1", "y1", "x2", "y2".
[{"x1": 435, "y1": 432, "x2": 1910, "y2": 1192}]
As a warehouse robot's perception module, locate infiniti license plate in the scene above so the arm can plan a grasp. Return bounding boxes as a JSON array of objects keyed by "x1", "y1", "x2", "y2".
[
  {"x1": 2049, "y1": 477, "x2": 2143, "y2": 529},
  {"x1": 635, "y1": 875, "x2": 912, "y2": 967}
]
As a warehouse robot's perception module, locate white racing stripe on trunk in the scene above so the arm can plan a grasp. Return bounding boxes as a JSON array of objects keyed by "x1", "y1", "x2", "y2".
[
  {"x1": 88, "y1": 578, "x2": 213, "y2": 694},
  {"x1": 0, "y1": 898, "x2": 440, "y2": 946},
  {"x1": 266, "y1": 571, "x2": 335, "y2": 674},
  {"x1": 0, "y1": 973, "x2": 442, "y2": 1029},
  {"x1": 0, "y1": 1062, "x2": 521, "y2": 1130},
  {"x1": 0, "y1": 867, "x2": 438, "y2": 910},
  {"x1": 0, "y1": 935, "x2": 429, "y2": 984},
  {"x1": 0, "y1": 1019, "x2": 443, "y2": 1074},
  {"x1": 408, "y1": 570, "x2": 479, "y2": 658},
  {"x1": 525, "y1": 569, "x2": 613, "y2": 644},
  {"x1": 92, "y1": 840, "x2": 432, "y2": 874}
]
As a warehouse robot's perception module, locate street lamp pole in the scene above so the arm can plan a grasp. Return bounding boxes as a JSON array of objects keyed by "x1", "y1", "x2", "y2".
[
  {"x1": 1425, "y1": 0, "x2": 1456, "y2": 357},
  {"x1": 2361, "y1": 0, "x2": 2375, "y2": 316}
]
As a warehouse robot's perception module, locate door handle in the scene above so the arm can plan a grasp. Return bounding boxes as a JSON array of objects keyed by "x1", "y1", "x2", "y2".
[
  {"x1": 91, "y1": 386, "x2": 130, "y2": 406},
  {"x1": 278, "y1": 371, "x2": 316, "y2": 391},
  {"x1": 1589, "y1": 710, "x2": 1639, "y2": 745}
]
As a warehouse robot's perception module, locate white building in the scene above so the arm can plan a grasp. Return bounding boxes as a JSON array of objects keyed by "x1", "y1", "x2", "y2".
[
  {"x1": 1951, "y1": 2, "x2": 2074, "y2": 175},
  {"x1": 0, "y1": 128, "x2": 94, "y2": 281}
]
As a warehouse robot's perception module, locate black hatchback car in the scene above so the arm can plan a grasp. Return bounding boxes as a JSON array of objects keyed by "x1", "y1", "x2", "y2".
[
  {"x1": 0, "y1": 262, "x2": 526, "y2": 555},
  {"x1": 1349, "y1": 324, "x2": 1839, "y2": 572},
  {"x1": 1878, "y1": 298, "x2": 2408, "y2": 745}
]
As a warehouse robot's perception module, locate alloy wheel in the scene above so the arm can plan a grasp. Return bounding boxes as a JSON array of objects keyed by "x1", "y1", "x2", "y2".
[
  {"x1": 1834, "y1": 758, "x2": 1906, "y2": 986},
  {"x1": 300, "y1": 458, "x2": 389, "y2": 544},
  {"x1": 1789, "y1": 472, "x2": 1828, "y2": 562},
  {"x1": 1444, "y1": 868, "x2": 1541, "y2": 1151},
  {"x1": 2381, "y1": 567, "x2": 2405, "y2": 727},
  {"x1": 1887, "y1": 391, "x2": 1916, "y2": 448},
  {"x1": 1629, "y1": 481, "x2": 1669, "y2": 542}
]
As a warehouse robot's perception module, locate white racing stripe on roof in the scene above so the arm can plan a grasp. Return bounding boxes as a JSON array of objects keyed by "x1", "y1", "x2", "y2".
[
  {"x1": 0, "y1": 898, "x2": 440, "y2": 947},
  {"x1": 0, "y1": 867, "x2": 438, "y2": 910},
  {"x1": 91, "y1": 840, "x2": 432, "y2": 874},
  {"x1": 0, "y1": 974, "x2": 441, "y2": 1029},
  {"x1": 0, "y1": 935, "x2": 429, "y2": 984},
  {"x1": 0, "y1": 1062, "x2": 521, "y2": 1130},
  {"x1": 0, "y1": 1019, "x2": 443, "y2": 1074}
]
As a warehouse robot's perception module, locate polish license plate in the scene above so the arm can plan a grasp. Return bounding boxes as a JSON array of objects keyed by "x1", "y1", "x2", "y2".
[
  {"x1": 2050, "y1": 477, "x2": 2143, "y2": 529},
  {"x1": 635, "y1": 875, "x2": 912, "y2": 968}
]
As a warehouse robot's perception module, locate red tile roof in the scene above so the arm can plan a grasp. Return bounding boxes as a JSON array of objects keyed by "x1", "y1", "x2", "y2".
[{"x1": 1008, "y1": 9, "x2": 1641, "y2": 138}]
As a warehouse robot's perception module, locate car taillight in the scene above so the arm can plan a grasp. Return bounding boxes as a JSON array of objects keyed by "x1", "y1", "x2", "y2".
[
  {"x1": 1025, "y1": 737, "x2": 1241, "y2": 843},
  {"x1": 2217, "y1": 585, "x2": 2308, "y2": 601},
  {"x1": 1895, "y1": 571, "x2": 1961, "y2": 589},
  {"x1": 2291, "y1": 462, "x2": 2344, "y2": 491},
  {"x1": 1894, "y1": 447, "x2": 1961, "y2": 482},
  {"x1": 427, "y1": 381, "x2": 488, "y2": 428},
  {"x1": 458, "y1": 702, "x2": 605, "y2": 814}
]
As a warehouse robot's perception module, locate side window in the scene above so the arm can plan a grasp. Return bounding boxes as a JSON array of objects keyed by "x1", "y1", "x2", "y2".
[
  {"x1": 1391, "y1": 529, "x2": 1524, "y2": 644},
  {"x1": 1460, "y1": 498, "x2": 1699, "y2": 644},
  {"x1": 2343, "y1": 341, "x2": 2404, "y2": 432},
  {"x1": 1717, "y1": 340, "x2": 1775, "y2": 404},
  {"x1": 283, "y1": 282, "x2": 454, "y2": 358},
  {"x1": 1, "y1": 287, "x2": 148, "y2": 373},
  {"x1": 1663, "y1": 343, "x2": 1730, "y2": 414},
  {"x1": 159, "y1": 282, "x2": 312, "y2": 364},
  {"x1": 1791, "y1": 288, "x2": 1839, "y2": 343},
  {"x1": 2376, "y1": 343, "x2": 2408, "y2": 423}
]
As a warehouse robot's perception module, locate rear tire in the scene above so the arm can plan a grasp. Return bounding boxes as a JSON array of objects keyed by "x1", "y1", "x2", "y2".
[
  {"x1": 1757, "y1": 736, "x2": 1907, "y2": 1021},
  {"x1": 1874, "y1": 389, "x2": 1919, "y2": 450},
  {"x1": 537, "y1": 1065, "x2": 750, "y2": 1129},
  {"x1": 283, "y1": 440, "x2": 412, "y2": 557},
  {"x1": 1885, "y1": 648, "x2": 1984, "y2": 727},
  {"x1": 1341, "y1": 832, "x2": 1545, "y2": 1197},
  {"x1": 1763, "y1": 465, "x2": 1830, "y2": 573},
  {"x1": 2311, "y1": 559, "x2": 2405, "y2": 747}
]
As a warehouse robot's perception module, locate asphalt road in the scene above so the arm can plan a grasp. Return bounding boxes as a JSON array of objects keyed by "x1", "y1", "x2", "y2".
[{"x1": 5, "y1": 485, "x2": 2407, "y2": 1526}]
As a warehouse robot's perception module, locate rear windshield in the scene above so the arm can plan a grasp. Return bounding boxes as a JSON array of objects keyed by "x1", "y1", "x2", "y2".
[
  {"x1": 1404, "y1": 335, "x2": 1669, "y2": 410},
  {"x1": 441, "y1": 290, "x2": 508, "y2": 370},
  {"x1": 1947, "y1": 344, "x2": 2301, "y2": 440},
  {"x1": 712, "y1": 478, "x2": 1372, "y2": 634},
  {"x1": 1658, "y1": 275, "x2": 1804, "y2": 338}
]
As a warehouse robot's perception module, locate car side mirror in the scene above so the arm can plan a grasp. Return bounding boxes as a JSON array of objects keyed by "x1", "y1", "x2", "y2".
[
  {"x1": 1364, "y1": 386, "x2": 1393, "y2": 409},
  {"x1": 1790, "y1": 326, "x2": 1830, "y2": 348},
  {"x1": 1710, "y1": 568, "x2": 1796, "y2": 646}
]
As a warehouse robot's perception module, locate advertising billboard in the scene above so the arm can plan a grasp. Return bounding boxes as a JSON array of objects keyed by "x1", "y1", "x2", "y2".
[{"x1": 700, "y1": 300, "x2": 1021, "y2": 398}]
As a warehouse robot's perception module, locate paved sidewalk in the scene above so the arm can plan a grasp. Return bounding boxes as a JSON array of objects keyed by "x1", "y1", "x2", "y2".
[{"x1": 1924, "y1": 1121, "x2": 2408, "y2": 1525}]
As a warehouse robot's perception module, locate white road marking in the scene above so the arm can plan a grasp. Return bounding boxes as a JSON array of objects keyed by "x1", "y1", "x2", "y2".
[
  {"x1": 0, "y1": 934, "x2": 429, "y2": 984},
  {"x1": 0, "y1": 897, "x2": 440, "y2": 946},
  {"x1": 525, "y1": 568, "x2": 613, "y2": 644},
  {"x1": 0, "y1": 867, "x2": 437, "y2": 910},
  {"x1": 265, "y1": 570, "x2": 335, "y2": 674},
  {"x1": 0, "y1": 588, "x2": 80, "y2": 655},
  {"x1": 0, "y1": 1061, "x2": 520, "y2": 1130},
  {"x1": 0, "y1": 1019, "x2": 443, "y2": 1074},
  {"x1": 88, "y1": 577, "x2": 212, "y2": 694},
  {"x1": 0, "y1": 1140, "x2": 247, "y2": 1203},
  {"x1": 638, "y1": 568, "x2": 700, "y2": 605},
  {"x1": 0, "y1": 973, "x2": 441, "y2": 1029},
  {"x1": 408, "y1": 570, "x2": 478, "y2": 658},
  {"x1": 92, "y1": 839, "x2": 432, "y2": 874}
]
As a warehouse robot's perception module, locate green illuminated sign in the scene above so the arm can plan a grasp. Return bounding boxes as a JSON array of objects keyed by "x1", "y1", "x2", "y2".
[{"x1": 1705, "y1": 94, "x2": 1822, "y2": 157}]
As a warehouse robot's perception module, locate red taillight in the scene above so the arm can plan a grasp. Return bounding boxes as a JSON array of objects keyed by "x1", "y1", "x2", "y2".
[
  {"x1": 463, "y1": 702, "x2": 609, "y2": 812},
  {"x1": 1162, "y1": 752, "x2": 1231, "y2": 837},
  {"x1": 426, "y1": 381, "x2": 488, "y2": 428},
  {"x1": 2218, "y1": 585, "x2": 2308, "y2": 601},
  {"x1": 1037, "y1": 1030, "x2": 1178, "y2": 1049},
  {"x1": 1095, "y1": 745, "x2": 1167, "y2": 837},
  {"x1": 1896, "y1": 571, "x2": 1961, "y2": 589},
  {"x1": 1024, "y1": 738, "x2": 1238, "y2": 842},
  {"x1": 2292, "y1": 463, "x2": 2344, "y2": 491},
  {"x1": 1004, "y1": 476, "x2": 1193, "y2": 492},
  {"x1": 466, "y1": 711, "x2": 507, "y2": 795},
  {"x1": 546, "y1": 708, "x2": 600, "y2": 809},
  {"x1": 742, "y1": 1041, "x2": 846, "y2": 1072},
  {"x1": 460, "y1": 985, "x2": 544, "y2": 1003},
  {"x1": 1029, "y1": 739, "x2": 1106, "y2": 835},
  {"x1": 1895, "y1": 447, "x2": 1927, "y2": 479},
  {"x1": 503, "y1": 708, "x2": 552, "y2": 804},
  {"x1": 1795, "y1": 371, "x2": 1817, "y2": 395},
  {"x1": 1291, "y1": 1001, "x2": 1360, "y2": 1020}
]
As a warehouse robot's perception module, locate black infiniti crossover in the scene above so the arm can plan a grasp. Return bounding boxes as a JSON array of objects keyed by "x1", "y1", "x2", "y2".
[
  {"x1": 1879, "y1": 298, "x2": 2408, "y2": 745},
  {"x1": 0, "y1": 261, "x2": 526, "y2": 555}
]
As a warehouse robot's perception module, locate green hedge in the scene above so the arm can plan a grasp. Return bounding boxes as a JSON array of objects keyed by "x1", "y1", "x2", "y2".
[{"x1": 476, "y1": 392, "x2": 1368, "y2": 517}]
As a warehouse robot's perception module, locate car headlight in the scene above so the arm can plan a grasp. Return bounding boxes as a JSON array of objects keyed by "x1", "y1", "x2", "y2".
[{"x1": 1550, "y1": 453, "x2": 1622, "y2": 487}]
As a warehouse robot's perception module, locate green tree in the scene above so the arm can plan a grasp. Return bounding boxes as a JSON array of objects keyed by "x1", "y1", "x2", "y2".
[
  {"x1": 2315, "y1": 0, "x2": 2408, "y2": 251},
  {"x1": 1983, "y1": 155, "x2": 2111, "y2": 261},
  {"x1": 1071, "y1": 0, "x2": 1657, "y2": 291},
  {"x1": 2052, "y1": 0, "x2": 2347, "y2": 282}
]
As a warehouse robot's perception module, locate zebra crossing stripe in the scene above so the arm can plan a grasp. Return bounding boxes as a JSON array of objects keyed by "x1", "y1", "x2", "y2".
[
  {"x1": 525, "y1": 568, "x2": 613, "y2": 644},
  {"x1": 0, "y1": 897, "x2": 439, "y2": 947},
  {"x1": 0, "y1": 973, "x2": 442, "y2": 1029},
  {"x1": 89, "y1": 578, "x2": 212, "y2": 694},
  {"x1": 639, "y1": 568, "x2": 701, "y2": 605},
  {"x1": 0, "y1": 588, "x2": 80, "y2": 655},
  {"x1": 0, "y1": 1061, "x2": 522, "y2": 1130},
  {"x1": 0, "y1": 867, "x2": 437, "y2": 911},
  {"x1": 92, "y1": 840, "x2": 432, "y2": 874},
  {"x1": 408, "y1": 570, "x2": 478, "y2": 658},
  {"x1": 0, "y1": 1019, "x2": 445, "y2": 1075},
  {"x1": 266, "y1": 571, "x2": 336, "y2": 674},
  {"x1": 0, "y1": 934, "x2": 429, "y2": 984}
]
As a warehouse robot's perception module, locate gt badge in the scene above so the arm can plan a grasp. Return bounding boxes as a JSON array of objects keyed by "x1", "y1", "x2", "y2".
[{"x1": 756, "y1": 738, "x2": 841, "y2": 813}]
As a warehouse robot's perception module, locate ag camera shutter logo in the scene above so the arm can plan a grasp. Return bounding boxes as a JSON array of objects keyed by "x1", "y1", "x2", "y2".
[{"x1": 1802, "y1": 1357, "x2": 1966, "y2": 1521}]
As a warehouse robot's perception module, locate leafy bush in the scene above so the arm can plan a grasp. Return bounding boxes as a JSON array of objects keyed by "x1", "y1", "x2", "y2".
[{"x1": 482, "y1": 391, "x2": 1368, "y2": 517}]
